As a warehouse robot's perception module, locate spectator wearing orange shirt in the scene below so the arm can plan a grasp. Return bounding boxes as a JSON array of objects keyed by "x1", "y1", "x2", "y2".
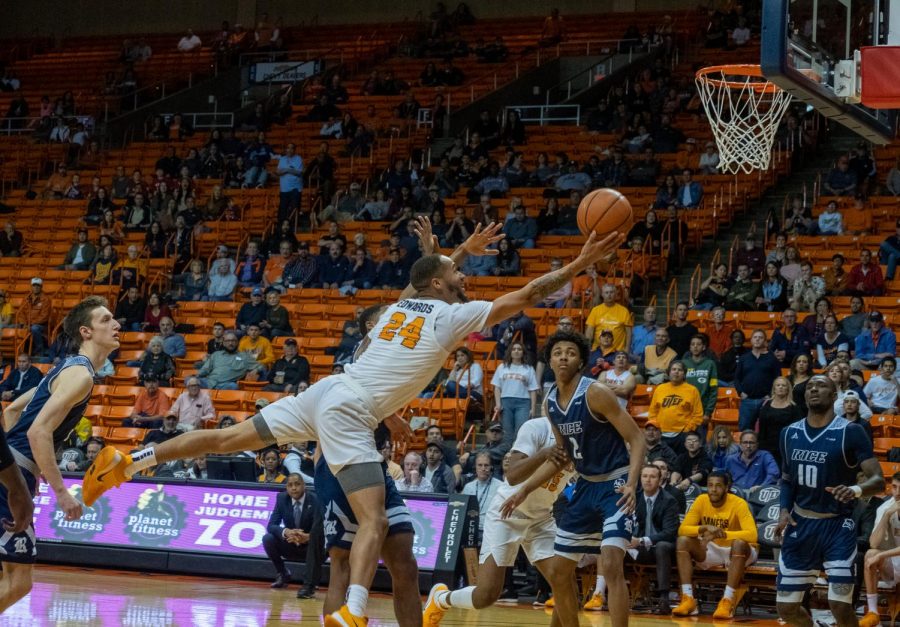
[
  {"x1": 123, "y1": 375, "x2": 172, "y2": 429},
  {"x1": 675, "y1": 139, "x2": 701, "y2": 172},
  {"x1": 262, "y1": 240, "x2": 295, "y2": 292},
  {"x1": 44, "y1": 163, "x2": 69, "y2": 199},
  {"x1": 570, "y1": 264, "x2": 600, "y2": 309},
  {"x1": 843, "y1": 196, "x2": 872, "y2": 235},
  {"x1": 20, "y1": 277, "x2": 53, "y2": 355},
  {"x1": 706, "y1": 306, "x2": 736, "y2": 358}
]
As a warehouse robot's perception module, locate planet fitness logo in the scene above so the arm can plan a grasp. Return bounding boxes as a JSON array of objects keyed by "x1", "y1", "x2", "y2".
[
  {"x1": 123, "y1": 485, "x2": 187, "y2": 547},
  {"x1": 50, "y1": 484, "x2": 111, "y2": 541},
  {"x1": 408, "y1": 509, "x2": 437, "y2": 559}
]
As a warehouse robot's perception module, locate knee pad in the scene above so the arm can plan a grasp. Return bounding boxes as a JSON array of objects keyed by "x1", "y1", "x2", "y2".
[
  {"x1": 335, "y1": 461, "x2": 385, "y2": 495},
  {"x1": 776, "y1": 590, "x2": 804, "y2": 604},
  {"x1": 827, "y1": 582, "x2": 855, "y2": 605}
]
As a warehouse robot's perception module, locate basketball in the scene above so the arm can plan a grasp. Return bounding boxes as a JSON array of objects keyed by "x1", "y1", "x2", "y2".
[{"x1": 576, "y1": 188, "x2": 634, "y2": 239}]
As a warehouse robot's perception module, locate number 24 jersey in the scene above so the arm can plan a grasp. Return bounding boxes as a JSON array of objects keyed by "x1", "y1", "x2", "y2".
[{"x1": 344, "y1": 298, "x2": 492, "y2": 419}]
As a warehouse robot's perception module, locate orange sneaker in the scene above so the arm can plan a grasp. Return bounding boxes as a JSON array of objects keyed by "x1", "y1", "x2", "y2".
[
  {"x1": 544, "y1": 596, "x2": 554, "y2": 609},
  {"x1": 859, "y1": 610, "x2": 882, "y2": 627},
  {"x1": 583, "y1": 593, "x2": 604, "y2": 611},
  {"x1": 324, "y1": 605, "x2": 368, "y2": 627},
  {"x1": 82, "y1": 446, "x2": 132, "y2": 506},
  {"x1": 672, "y1": 595, "x2": 699, "y2": 617},
  {"x1": 712, "y1": 597, "x2": 736, "y2": 620},
  {"x1": 423, "y1": 583, "x2": 449, "y2": 626}
]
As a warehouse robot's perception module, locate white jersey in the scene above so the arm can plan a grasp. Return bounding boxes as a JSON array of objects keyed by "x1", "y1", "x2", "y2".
[
  {"x1": 494, "y1": 417, "x2": 574, "y2": 520},
  {"x1": 344, "y1": 298, "x2": 492, "y2": 419},
  {"x1": 874, "y1": 498, "x2": 900, "y2": 550},
  {"x1": 600, "y1": 369, "x2": 631, "y2": 409}
]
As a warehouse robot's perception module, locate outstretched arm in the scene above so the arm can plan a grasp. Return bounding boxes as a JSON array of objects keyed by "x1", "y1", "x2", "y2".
[
  {"x1": 3, "y1": 386, "x2": 37, "y2": 431},
  {"x1": 486, "y1": 231, "x2": 623, "y2": 327}
]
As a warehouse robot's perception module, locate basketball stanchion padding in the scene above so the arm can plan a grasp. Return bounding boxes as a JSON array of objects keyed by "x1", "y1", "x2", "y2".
[
  {"x1": 860, "y1": 46, "x2": 900, "y2": 109},
  {"x1": 695, "y1": 64, "x2": 793, "y2": 174}
]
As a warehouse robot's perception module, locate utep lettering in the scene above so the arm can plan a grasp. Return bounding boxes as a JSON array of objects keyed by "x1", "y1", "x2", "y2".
[
  {"x1": 397, "y1": 300, "x2": 434, "y2": 314},
  {"x1": 790, "y1": 449, "x2": 828, "y2": 463},
  {"x1": 661, "y1": 395, "x2": 683, "y2": 408}
]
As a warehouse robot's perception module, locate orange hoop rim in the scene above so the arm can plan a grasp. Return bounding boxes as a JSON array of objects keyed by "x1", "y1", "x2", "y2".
[{"x1": 695, "y1": 64, "x2": 783, "y2": 94}]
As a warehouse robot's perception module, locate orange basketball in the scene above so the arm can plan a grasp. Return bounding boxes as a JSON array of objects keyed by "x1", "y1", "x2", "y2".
[{"x1": 576, "y1": 188, "x2": 634, "y2": 239}]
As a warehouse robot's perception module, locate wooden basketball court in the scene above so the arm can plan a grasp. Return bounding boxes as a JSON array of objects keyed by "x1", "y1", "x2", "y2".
[{"x1": 6, "y1": 565, "x2": 790, "y2": 625}]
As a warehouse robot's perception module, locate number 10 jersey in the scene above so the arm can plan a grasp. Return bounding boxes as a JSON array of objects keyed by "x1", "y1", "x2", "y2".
[
  {"x1": 344, "y1": 298, "x2": 492, "y2": 420},
  {"x1": 779, "y1": 417, "x2": 874, "y2": 517}
]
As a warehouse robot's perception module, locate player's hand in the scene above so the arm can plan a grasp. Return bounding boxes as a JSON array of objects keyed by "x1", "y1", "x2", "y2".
[
  {"x1": 627, "y1": 537, "x2": 641, "y2": 549},
  {"x1": 461, "y1": 222, "x2": 505, "y2": 257},
  {"x1": 499, "y1": 489, "x2": 528, "y2": 519},
  {"x1": 865, "y1": 552, "x2": 885, "y2": 572},
  {"x1": 412, "y1": 215, "x2": 440, "y2": 255},
  {"x1": 825, "y1": 485, "x2": 858, "y2": 503},
  {"x1": 615, "y1": 483, "x2": 637, "y2": 515},
  {"x1": 775, "y1": 509, "x2": 796, "y2": 542},
  {"x1": 576, "y1": 231, "x2": 626, "y2": 268},
  {"x1": 541, "y1": 443, "x2": 569, "y2": 468},
  {"x1": 383, "y1": 411, "x2": 412, "y2": 444},
  {"x1": 2, "y1": 481, "x2": 34, "y2": 534},
  {"x1": 57, "y1": 491, "x2": 83, "y2": 522}
]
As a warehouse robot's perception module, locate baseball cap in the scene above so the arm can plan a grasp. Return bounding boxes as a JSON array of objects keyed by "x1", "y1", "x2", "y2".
[
  {"x1": 349, "y1": 182, "x2": 361, "y2": 190},
  {"x1": 297, "y1": 241, "x2": 309, "y2": 249},
  {"x1": 843, "y1": 390, "x2": 860, "y2": 402},
  {"x1": 686, "y1": 138, "x2": 697, "y2": 144},
  {"x1": 164, "y1": 413, "x2": 178, "y2": 420},
  {"x1": 644, "y1": 419, "x2": 661, "y2": 430},
  {"x1": 216, "y1": 244, "x2": 229, "y2": 254},
  {"x1": 425, "y1": 441, "x2": 443, "y2": 452},
  {"x1": 284, "y1": 338, "x2": 298, "y2": 346},
  {"x1": 30, "y1": 277, "x2": 42, "y2": 286},
  {"x1": 251, "y1": 287, "x2": 264, "y2": 297},
  {"x1": 255, "y1": 398, "x2": 270, "y2": 409},
  {"x1": 869, "y1": 311, "x2": 884, "y2": 322},
  {"x1": 486, "y1": 421, "x2": 503, "y2": 432}
]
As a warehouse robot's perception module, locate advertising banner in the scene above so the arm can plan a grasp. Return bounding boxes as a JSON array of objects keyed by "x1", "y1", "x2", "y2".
[
  {"x1": 249, "y1": 61, "x2": 321, "y2": 83},
  {"x1": 33, "y1": 479, "x2": 448, "y2": 569}
]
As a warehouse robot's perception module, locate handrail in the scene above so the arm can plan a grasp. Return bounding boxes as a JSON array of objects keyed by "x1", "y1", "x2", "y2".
[
  {"x1": 726, "y1": 234, "x2": 740, "y2": 275},
  {"x1": 107, "y1": 73, "x2": 195, "y2": 122},
  {"x1": 542, "y1": 42, "x2": 648, "y2": 105},
  {"x1": 664, "y1": 277, "x2": 678, "y2": 323},
  {"x1": 688, "y1": 263, "x2": 702, "y2": 306},
  {"x1": 506, "y1": 104, "x2": 580, "y2": 126},
  {"x1": 156, "y1": 111, "x2": 235, "y2": 130}
]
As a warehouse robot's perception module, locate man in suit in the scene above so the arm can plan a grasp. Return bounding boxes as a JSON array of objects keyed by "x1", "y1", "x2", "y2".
[
  {"x1": 262, "y1": 472, "x2": 325, "y2": 598},
  {"x1": 584, "y1": 464, "x2": 679, "y2": 615},
  {"x1": 0, "y1": 354, "x2": 42, "y2": 401}
]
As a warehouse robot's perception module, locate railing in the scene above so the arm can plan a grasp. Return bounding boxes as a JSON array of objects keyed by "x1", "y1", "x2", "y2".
[
  {"x1": 505, "y1": 104, "x2": 580, "y2": 126},
  {"x1": 157, "y1": 112, "x2": 235, "y2": 130},
  {"x1": 105, "y1": 74, "x2": 196, "y2": 122},
  {"x1": 726, "y1": 234, "x2": 740, "y2": 275},
  {"x1": 0, "y1": 115, "x2": 96, "y2": 136},
  {"x1": 688, "y1": 263, "x2": 702, "y2": 306},
  {"x1": 664, "y1": 277, "x2": 678, "y2": 322}
]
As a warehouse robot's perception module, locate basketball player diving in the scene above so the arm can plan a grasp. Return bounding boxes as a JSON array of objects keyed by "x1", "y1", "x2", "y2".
[
  {"x1": 0, "y1": 296, "x2": 120, "y2": 612},
  {"x1": 83, "y1": 218, "x2": 624, "y2": 626}
]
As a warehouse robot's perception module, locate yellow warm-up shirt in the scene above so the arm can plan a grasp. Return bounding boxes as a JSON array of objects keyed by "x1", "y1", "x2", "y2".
[
  {"x1": 679, "y1": 493, "x2": 758, "y2": 549},
  {"x1": 647, "y1": 381, "x2": 703, "y2": 433}
]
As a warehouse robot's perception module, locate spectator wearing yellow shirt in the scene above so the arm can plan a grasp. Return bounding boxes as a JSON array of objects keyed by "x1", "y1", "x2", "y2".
[
  {"x1": 585, "y1": 283, "x2": 633, "y2": 352},
  {"x1": 238, "y1": 323, "x2": 276, "y2": 369},
  {"x1": 672, "y1": 470, "x2": 758, "y2": 620},
  {"x1": 647, "y1": 361, "x2": 703, "y2": 453},
  {"x1": 0, "y1": 290, "x2": 12, "y2": 329}
]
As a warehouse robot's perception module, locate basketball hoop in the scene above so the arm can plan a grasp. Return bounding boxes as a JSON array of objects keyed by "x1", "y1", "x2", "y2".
[{"x1": 695, "y1": 64, "x2": 793, "y2": 175}]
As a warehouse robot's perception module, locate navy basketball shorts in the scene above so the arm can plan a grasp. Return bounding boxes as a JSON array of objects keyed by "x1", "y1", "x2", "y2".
[
  {"x1": 777, "y1": 514, "x2": 857, "y2": 591},
  {"x1": 314, "y1": 459, "x2": 413, "y2": 552},
  {"x1": 554, "y1": 475, "x2": 633, "y2": 559},
  {"x1": 0, "y1": 469, "x2": 37, "y2": 564}
]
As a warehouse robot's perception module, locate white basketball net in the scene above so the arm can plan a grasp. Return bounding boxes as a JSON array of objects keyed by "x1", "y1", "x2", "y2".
[{"x1": 695, "y1": 68, "x2": 793, "y2": 175}]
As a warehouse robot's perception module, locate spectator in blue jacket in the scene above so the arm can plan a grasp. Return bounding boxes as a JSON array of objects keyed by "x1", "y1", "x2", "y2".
[
  {"x1": 376, "y1": 248, "x2": 409, "y2": 289},
  {"x1": 723, "y1": 430, "x2": 779, "y2": 492},
  {"x1": 461, "y1": 252, "x2": 496, "y2": 277},
  {"x1": 853, "y1": 311, "x2": 897, "y2": 370},
  {"x1": 236, "y1": 241, "x2": 266, "y2": 287},
  {"x1": 768, "y1": 308, "x2": 812, "y2": 367},
  {"x1": 734, "y1": 329, "x2": 782, "y2": 430},
  {"x1": 340, "y1": 248, "x2": 377, "y2": 295},
  {"x1": 502, "y1": 205, "x2": 538, "y2": 249},
  {"x1": 242, "y1": 132, "x2": 274, "y2": 188},
  {"x1": 675, "y1": 168, "x2": 703, "y2": 208},
  {"x1": 318, "y1": 243, "x2": 351, "y2": 289},
  {"x1": 0, "y1": 353, "x2": 42, "y2": 401}
]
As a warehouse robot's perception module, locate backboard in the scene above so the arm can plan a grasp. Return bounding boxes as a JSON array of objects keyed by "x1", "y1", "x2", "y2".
[{"x1": 760, "y1": 0, "x2": 897, "y2": 143}]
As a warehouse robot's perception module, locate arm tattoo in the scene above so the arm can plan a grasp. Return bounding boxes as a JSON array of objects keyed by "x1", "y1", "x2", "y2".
[{"x1": 527, "y1": 267, "x2": 577, "y2": 302}]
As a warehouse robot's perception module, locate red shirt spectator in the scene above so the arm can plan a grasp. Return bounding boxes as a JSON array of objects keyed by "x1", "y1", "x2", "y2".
[{"x1": 844, "y1": 249, "x2": 885, "y2": 297}]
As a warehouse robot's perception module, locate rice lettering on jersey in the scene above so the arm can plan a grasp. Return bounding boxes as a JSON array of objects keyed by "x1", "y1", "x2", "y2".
[
  {"x1": 546, "y1": 376, "x2": 629, "y2": 478},
  {"x1": 781, "y1": 416, "x2": 872, "y2": 517}
]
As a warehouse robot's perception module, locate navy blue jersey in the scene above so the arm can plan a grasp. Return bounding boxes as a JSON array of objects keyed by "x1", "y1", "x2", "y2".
[
  {"x1": 780, "y1": 417, "x2": 874, "y2": 516},
  {"x1": 7, "y1": 355, "x2": 94, "y2": 459},
  {"x1": 547, "y1": 376, "x2": 630, "y2": 478}
]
